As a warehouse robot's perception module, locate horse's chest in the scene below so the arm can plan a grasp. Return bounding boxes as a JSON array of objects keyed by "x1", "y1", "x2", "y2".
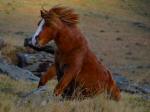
[
  {"x1": 55, "y1": 52, "x2": 68, "y2": 81},
  {"x1": 56, "y1": 63, "x2": 68, "y2": 81}
]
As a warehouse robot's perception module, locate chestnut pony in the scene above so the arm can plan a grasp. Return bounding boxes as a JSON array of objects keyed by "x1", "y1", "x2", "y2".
[{"x1": 30, "y1": 6, "x2": 121, "y2": 101}]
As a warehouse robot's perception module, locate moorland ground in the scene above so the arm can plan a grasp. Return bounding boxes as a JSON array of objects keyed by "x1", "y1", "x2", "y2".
[{"x1": 0, "y1": 0, "x2": 150, "y2": 112}]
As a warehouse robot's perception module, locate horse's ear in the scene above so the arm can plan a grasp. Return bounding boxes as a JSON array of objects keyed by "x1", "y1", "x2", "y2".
[
  {"x1": 40, "y1": 9, "x2": 49, "y2": 18},
  {"x1": 41, "y1": 10, "x2": 47, "y2": 18},
  {"x1": 40, "y1": 10, "x2": 44, "y2": 17}
]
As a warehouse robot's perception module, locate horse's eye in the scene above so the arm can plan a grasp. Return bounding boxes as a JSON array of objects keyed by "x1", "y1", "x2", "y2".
[{"x1": 44, "y1": 22, "x2": 50, "y2": 27}]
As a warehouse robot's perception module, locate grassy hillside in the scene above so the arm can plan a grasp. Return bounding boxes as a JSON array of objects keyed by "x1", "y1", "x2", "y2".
[
  {"x1": 0, "y1": 0, "x2": 149, "y2": 83},
  {"x1": 0, "y1": 75, "x2": 149, "y2": 112},
  {"x1": 0, "y1": 0, "x2": 150, "y2": 112}
]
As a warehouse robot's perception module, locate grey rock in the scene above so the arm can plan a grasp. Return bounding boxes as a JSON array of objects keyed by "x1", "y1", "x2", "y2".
[
  {"x1": 18, "y1": 52, "x2": 54, "y2": 65},
  {"x1": 135, "y1": 84, "x2": 150, "y2": 94},
  {"x1": 113, "y1": 75, "x2": 132, "y2": 92},
  {"x1": 24, "y1": 86, "x2": 49, "y2": 97},
  {"x1": 132, "y1": 22, "x2": 150, "y2": 31},
  {"x1": 113, "y1": 75, "x2": 129, "y2": 86},
  {"x1": 0, "y1": 57, "x2": 39, "y2": 82},
  {"x1": 17, "y1": 52, "x2": 54, "y2": 77},
  {"x1": 113, "y1": 74, "x2": 150, "y2": 94},
  {"x1": 18, "y1": 86, "x2": 60, "y2": 106}
]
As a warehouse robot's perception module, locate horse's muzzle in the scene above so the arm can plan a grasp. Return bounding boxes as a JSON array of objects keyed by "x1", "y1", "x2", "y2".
[{"x1": 24, "y1": 37, "x2": 33, "y2": 47}]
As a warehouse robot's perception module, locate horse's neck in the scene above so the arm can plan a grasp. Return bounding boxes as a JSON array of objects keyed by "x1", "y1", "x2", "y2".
[{"x1": 54, "y1": 26, "x2": 86, "y2": 53}]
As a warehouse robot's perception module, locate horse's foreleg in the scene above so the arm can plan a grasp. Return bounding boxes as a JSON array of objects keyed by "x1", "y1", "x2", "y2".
[
  {"x1": 54, "y1": 68, "x2": 75, "y2": 96},
  {"x1": 54, "y1": 51, "x2": 84, "y2": 96},
  {"x1": 54, "y1": 63, "x2": 82, "y2": 96},
  {"x1": 38, "y1": 64, "x2": 56, "y2": 88}
]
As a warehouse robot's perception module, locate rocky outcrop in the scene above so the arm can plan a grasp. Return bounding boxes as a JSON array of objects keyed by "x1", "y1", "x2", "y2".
[
  {"x1": 113, "y1": 75, "x2": 150, "y2": 94},
  {"x1": 18, "y1": 85, "x2": 60, "y2": 106},
  {"x1": 16, "y1": 49, "x2": 150, "y2": 95},
  {"x1": 17, "y1": 52, "x2": 54, "y2": 77},
  {"x1": 0, "y1": 57, "x2": 39, "y2": 82}
]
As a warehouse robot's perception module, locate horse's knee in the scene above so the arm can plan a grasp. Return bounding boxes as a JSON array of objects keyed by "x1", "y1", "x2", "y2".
[{"x1": 38, "y1": 75, "x2": 47, "y2": 88}]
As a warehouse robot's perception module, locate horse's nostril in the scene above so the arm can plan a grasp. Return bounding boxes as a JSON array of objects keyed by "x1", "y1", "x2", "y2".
[
  {"x1": 24, "y1": 38, "x2": 28, "y2": 47},
  {"x1": 24, "y1": 38, "x2": 32, "y2": 47}
]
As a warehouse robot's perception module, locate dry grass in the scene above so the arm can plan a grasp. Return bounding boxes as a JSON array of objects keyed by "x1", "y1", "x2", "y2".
[
  {"x1": 0, "y1": 75, "x2": 149, "y2": 112},
  {"x1": 0, "y1": 0, "x2": 150, "y2": 112},
  {"x1": 0, "y1": 41, "x2": 25, "y2": 64}
]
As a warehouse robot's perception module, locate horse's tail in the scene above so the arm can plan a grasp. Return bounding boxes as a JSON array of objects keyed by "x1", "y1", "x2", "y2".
[{"x1": 106, "y1": 70, "x2": 121, "y2": 101}]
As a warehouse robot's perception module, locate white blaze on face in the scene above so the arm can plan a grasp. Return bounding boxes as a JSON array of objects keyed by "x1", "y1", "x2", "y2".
[{"x1": 31, "y1": 19, "x2": 45, "y2": 46}]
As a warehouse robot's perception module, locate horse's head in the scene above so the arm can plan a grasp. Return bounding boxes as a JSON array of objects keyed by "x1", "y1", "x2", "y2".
[
  {"x1": 26, "y1": 6, "x2": 78, "y2": 48},
  {"x1": 30, "y1": 9, "x2": 61, "y2": 48}
]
